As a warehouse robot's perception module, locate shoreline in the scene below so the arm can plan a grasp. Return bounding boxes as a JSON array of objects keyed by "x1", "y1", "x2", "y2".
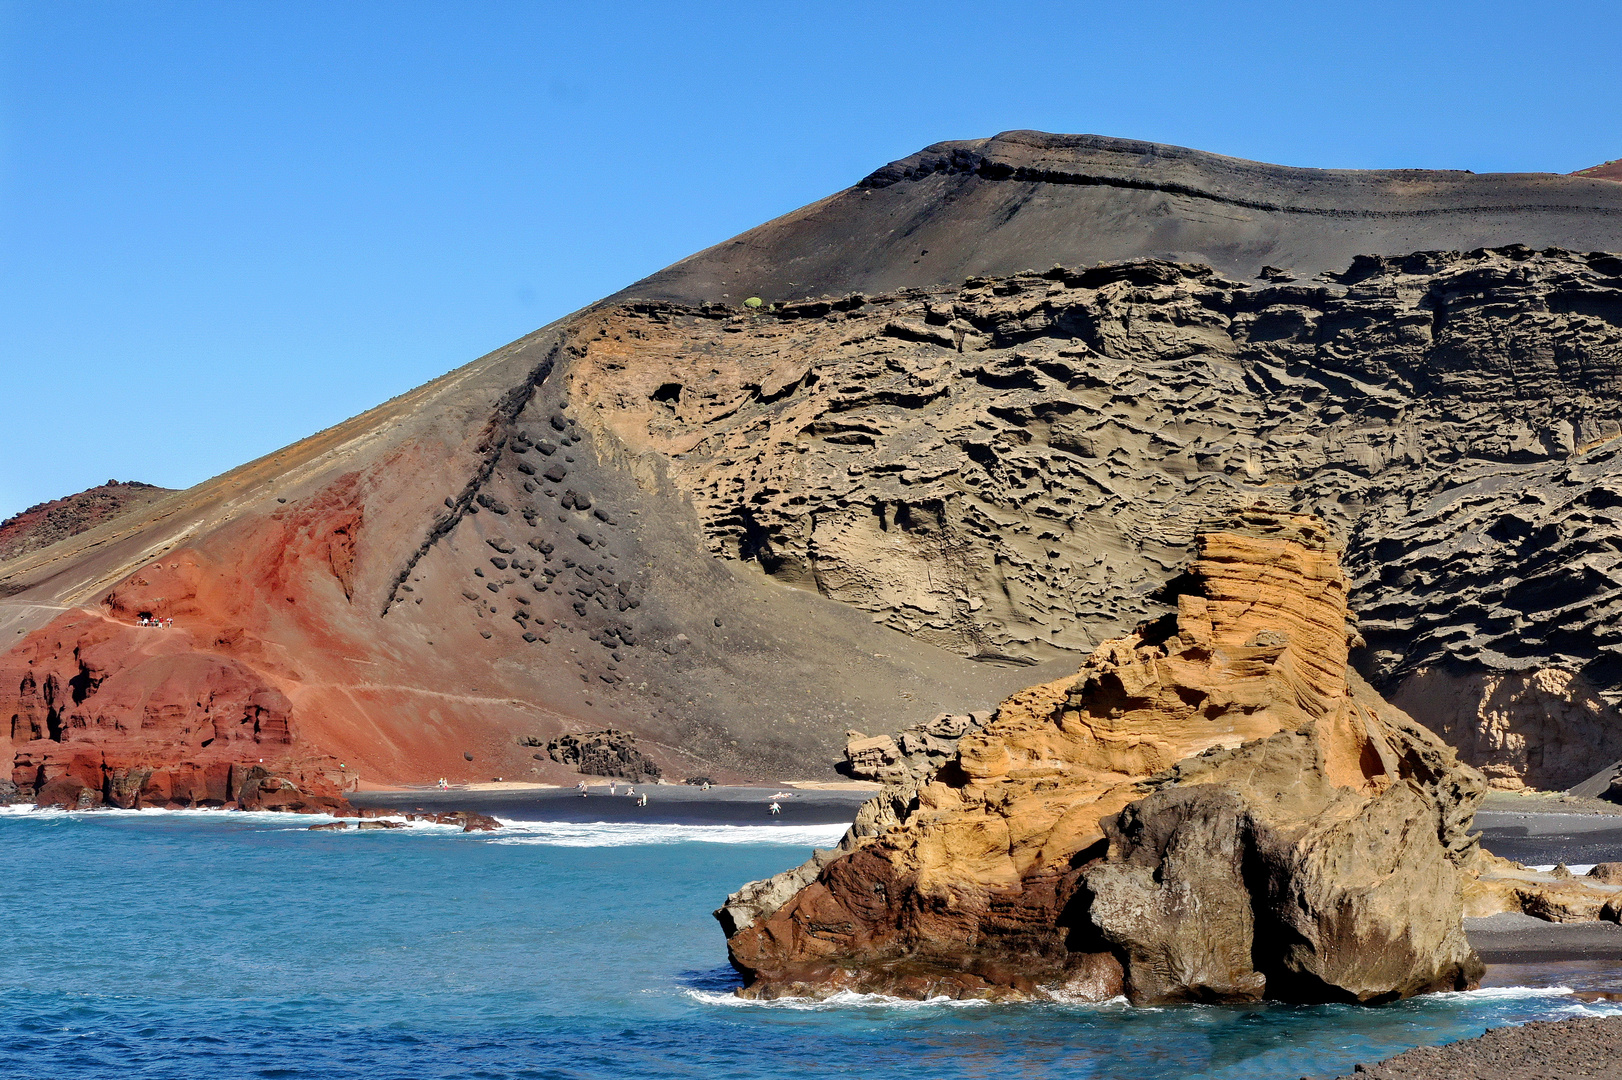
[{"x1": 349, "y1": 782, "x2": 876, "y2": 827}]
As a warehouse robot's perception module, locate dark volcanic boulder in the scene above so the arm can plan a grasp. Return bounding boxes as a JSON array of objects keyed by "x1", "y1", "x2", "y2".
[{"x1": 546, "y1": 729, "x2": 662, "y2": 781}]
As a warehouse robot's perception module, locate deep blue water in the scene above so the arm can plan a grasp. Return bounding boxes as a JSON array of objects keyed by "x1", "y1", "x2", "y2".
[{"x1": 0, "y1": 808, "x2": 1616, "y2": 1080}]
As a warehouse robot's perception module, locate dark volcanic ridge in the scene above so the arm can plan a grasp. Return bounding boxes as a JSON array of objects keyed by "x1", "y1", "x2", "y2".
[{"x1": 0, "y1": 481, "x2": 175, "y2": 564}]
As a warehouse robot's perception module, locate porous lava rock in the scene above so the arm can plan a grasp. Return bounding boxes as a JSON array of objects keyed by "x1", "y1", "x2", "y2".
[
  {"x1": 839, "y1": 711, "x2": 991, "y2": 784},
  {"x1": 546, "y1": 729, "x2": 662, "y2": 780},
  {"x1": 571, "y1": 246, "x2": 1622, "y2": 789},
  {"x1": 718, "y1": 511, "x2": 1488, "y2": 1004}
]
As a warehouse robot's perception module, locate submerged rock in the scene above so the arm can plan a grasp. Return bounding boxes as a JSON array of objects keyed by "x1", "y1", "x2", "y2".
[{"x1": 718, "y1": 510, "x2": 1489, "y2": 1004}]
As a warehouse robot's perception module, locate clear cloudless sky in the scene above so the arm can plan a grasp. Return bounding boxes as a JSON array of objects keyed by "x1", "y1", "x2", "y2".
[{"x1": 3, "y1": 0, "x2": 1620, "y2": 520}]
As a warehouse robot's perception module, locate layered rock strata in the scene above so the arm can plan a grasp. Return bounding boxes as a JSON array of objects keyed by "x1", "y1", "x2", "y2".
[
  {"x1": 568, "y1": 247, "x2": 1622, "y2": 788},
  {"x1": 719, "y1": 512, "x2": 1489, "y2": 1004}
]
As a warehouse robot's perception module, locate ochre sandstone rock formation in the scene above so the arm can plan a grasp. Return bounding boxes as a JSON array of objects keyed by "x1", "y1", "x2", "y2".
[
  {"x1": 1391, "y1": 667, "x2": 1622, "y2": 791},
  {"x1": 719, "y1": 512, "x2": 1489, "y2": 1004}
]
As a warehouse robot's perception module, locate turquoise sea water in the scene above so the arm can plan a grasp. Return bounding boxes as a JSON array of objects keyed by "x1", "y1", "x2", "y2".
[{"x1": 0, "y1": 807, "x2": 1615, "y2": 1080}]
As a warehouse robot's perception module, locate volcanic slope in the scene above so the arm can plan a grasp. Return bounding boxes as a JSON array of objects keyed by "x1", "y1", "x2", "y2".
[
  {"x1": 0, "y1": 482, "x2": 174, "y2": 563},
  {"x1": 7, "y1": 132, "x2": 1622, "y2": 797}
]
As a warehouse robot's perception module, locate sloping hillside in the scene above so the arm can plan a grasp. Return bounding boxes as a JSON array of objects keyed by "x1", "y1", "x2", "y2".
[{"x1": 7, "y1": 133, "x2": 1622, "y2": 802}]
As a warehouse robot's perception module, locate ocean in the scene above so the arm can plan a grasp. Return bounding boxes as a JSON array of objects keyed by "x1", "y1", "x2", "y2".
[{"x1": 0, "y1": 805, "x2": 1614, "y2": 1080}]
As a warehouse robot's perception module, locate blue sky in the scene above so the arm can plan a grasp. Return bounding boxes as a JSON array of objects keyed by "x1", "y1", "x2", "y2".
[{"x1": 3, "y1": 0, "x2": 1619, "y2": 520}]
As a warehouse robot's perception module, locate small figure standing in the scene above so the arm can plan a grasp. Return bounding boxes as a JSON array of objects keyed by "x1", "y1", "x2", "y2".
[
  {"x1": 609, "y1": 782, "x2": 617, "y2": 796},
  {"x1": 577, "y1": 781, "x2": 588, "y2": 797},
  {"x1": 637, "y1": 793, "x2": 648, "y2": 807},
  {"x1": 768, "y1": 801, "x2": 781, "y2": 816}
]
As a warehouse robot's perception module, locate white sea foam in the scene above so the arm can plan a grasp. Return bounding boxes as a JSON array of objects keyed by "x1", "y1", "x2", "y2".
[
  {"x1": 1529, "y1": 864, "x2": 1599, "y2": 875},
  {"x1": 491, "y1": 820, "x2": 849, "y2": 847},
  {"x1": 1427, "y1": 985, "x2": 1576, "y2": 1000}
]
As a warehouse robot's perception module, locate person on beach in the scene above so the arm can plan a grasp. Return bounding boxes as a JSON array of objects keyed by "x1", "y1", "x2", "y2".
[
  {"x1": 609, "y1": 782, "x2": 617, "y2": 796},
  {"x1": 637, "y1": 793, "x2": 647, "y2": 807},
  {"x1": 768, "y1": 801, "x2": 781, "y2": 816},
  {"x1": 577, "y1": 781, "x2": 588, "y2": 797},
  {"x1": 624, "y1": 786, "x2": 635, "y2": 798}
]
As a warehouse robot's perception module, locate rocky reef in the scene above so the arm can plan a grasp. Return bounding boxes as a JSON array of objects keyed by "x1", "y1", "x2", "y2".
[{"x1": 718, "y1": 511, "x2": 1490, "y2": 1004}]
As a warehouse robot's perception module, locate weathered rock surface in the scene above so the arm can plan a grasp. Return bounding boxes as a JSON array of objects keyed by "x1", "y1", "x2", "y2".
[
  {"x1": 545, "y1": 728, "x2": 663, "y2": 780},
  {"x1": 839, "y1": 711, "x2": 990, "y2": 784},
  {"x1": 8, "y1": 134, "x2": 1622, "y2": 791},
  {"x1": 719, "y1": 512, "x2": 1488, "y2": 1004},
  {"x1": 0, "y1": 481, "x2": 174, "y2": 565},
  {"x1": 569, "y1": 246, "x2": 1622, "y2": 787}
]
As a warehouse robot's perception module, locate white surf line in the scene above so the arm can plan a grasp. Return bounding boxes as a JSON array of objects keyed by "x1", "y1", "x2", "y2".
[{"x1": 490, "y1": 820, "x2": 849, "y2": 847}]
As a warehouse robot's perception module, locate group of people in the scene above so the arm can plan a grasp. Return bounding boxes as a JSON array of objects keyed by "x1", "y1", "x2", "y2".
[
  {"x1": 135, "y1": 615, "x2": 173, "y2": 628},
  {"x1": 576, "y1": 780, "x2": 650, "y2": 806}
]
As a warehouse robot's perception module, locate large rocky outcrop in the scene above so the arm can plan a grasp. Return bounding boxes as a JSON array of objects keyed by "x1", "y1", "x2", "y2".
[
  {"x1": 718, "y1": 512, "x2": 1488, "y2": 1004},
  {"x1": 7, "y1": 134, "x2": 1622, "y2": 791}
]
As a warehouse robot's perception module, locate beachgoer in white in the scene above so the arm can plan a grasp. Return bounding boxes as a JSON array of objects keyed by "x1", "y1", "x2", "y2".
[
  {"x1": 638, "y1": 793, "x2": 647, "y2": 806},
  {"x1": 769, "y1": 801, "x2": 781, "y2": 815},
  {"x1": 701, "y1": 781, "x2": 710, "y2": 792},
  {"x1": 609, "y1": 782, "x2": 617, "y2": 796},
  {"x1": 577, "y1": 781, "x2": 588, "y2": 797},
  {"x1": 625, "y1": 786, "x2": 635, "y2": 798}
]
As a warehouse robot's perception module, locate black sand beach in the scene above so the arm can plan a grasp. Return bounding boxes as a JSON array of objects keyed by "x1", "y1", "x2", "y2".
[{"x1": 350, "y1": 784, "x2": 874, "y2": 827}]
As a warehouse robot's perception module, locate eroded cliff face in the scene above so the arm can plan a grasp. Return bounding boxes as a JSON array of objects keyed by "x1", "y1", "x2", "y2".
[
  {"x1": 566, "y1": 247, "x2": 1622, "y2": 785},
  {"x1": 718, "y1": 512, "x2": 1488, "y2": 1004}
]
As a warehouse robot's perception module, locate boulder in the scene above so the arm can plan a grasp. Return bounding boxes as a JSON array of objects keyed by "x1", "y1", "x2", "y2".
[
  {"x1": 719, "y1": 511, "x2": 1488, "y2": 1004},
  {"x1": 546, "y1": 729, "x2": 662, "y2": 781}
]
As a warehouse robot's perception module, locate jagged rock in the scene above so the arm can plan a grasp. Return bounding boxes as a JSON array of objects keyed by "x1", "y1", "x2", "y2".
[
  {"x1": 840, "y1": 712, "x2": 992, "y2": 783},
  {"x1": 546, "y1": 729, "x2": 662, "y2": 780},
  {"x1": 719, "y1": 511, "x2": 1488, "y2": 1004}
]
